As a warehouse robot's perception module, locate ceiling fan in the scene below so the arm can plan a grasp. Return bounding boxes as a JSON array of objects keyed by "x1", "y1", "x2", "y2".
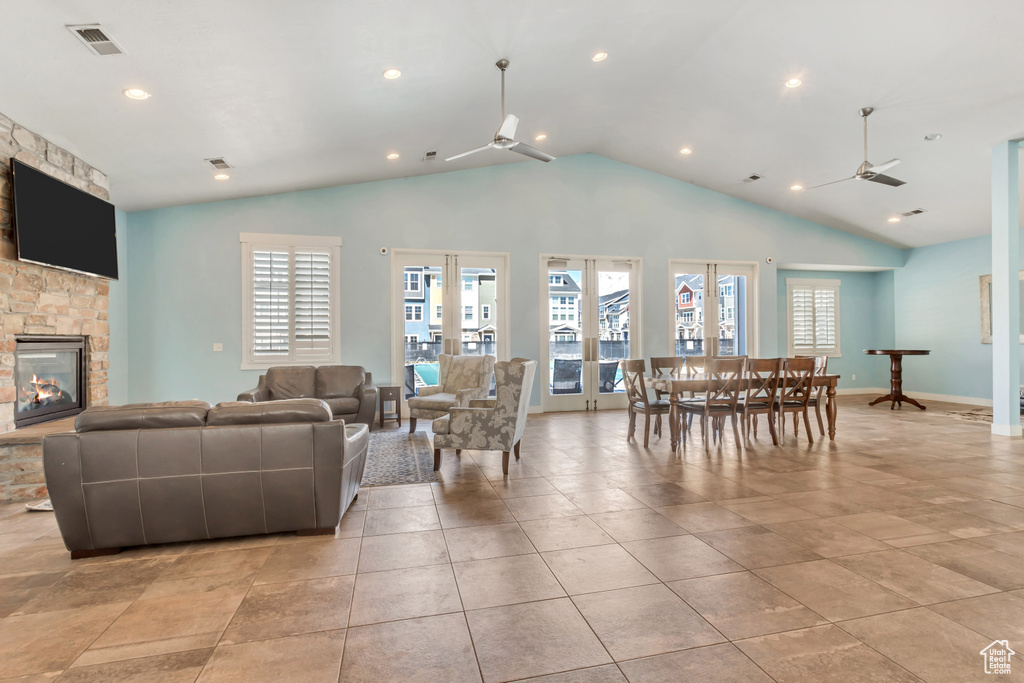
[
  {"x1": 807, "y1": 107, "x2": 905, "y2": 190},
  {"x1": 446, "y1": 59, "x2": 555, "y2": 163}
]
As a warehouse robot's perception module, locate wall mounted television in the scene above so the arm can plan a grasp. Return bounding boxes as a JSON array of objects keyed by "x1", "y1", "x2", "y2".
[{"x1": 11, "y1": 158, "x2": 118, "y2": 280}]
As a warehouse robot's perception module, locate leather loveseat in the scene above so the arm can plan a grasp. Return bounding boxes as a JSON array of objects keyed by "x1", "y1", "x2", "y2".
[
  {"x1": 238, "y1": 365, "x2": 377, "y2": 427},
  {"x1": 42, "y1": 399, "x2": 368, "y2": 558}
]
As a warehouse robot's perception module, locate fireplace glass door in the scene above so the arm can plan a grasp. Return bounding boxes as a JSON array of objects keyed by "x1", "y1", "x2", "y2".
[{"x1": 15, "y1": 338, "x2": 85, "y2": 427}]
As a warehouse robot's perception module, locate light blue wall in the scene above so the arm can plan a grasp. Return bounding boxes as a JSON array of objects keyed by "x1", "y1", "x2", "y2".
[
  {"x1": 106, "y1": 208, "x2": 129, "y2": 405},
  {"x1": 124, "y1": 154, "x2": 905, "y2": 405},
  {"x1": 776, "y1": 270, "x2": 896, "y2": 389}
]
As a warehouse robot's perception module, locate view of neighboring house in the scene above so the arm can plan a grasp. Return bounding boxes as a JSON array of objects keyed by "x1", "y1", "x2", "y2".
[
  {"x1": 548, "y1": 271, "x2": 581, "y2": 341},
  {"x1": 404, "y1": 266, "x2": 497, "y2": 346},
  {"x1": 674, "y1": 274, "x2": 738, "y2": 341},
  {"x1": 598, "y1": 289, "x2": 629, "y2": 340}
]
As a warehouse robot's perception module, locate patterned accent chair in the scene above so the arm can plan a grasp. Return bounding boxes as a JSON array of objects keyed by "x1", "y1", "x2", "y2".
[
  {"x1": 432, "y1": 359, "x2": 537, "y2": 474},
  {"x1": 407, "y1": 354, "x2": 496, "y2": 433}
]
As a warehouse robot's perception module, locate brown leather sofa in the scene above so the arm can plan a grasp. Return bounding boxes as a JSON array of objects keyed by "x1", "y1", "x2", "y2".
[
  {"x1": 42, "y1": 399, "x2": 368, "y2": 558},
  {"x1": 238, "y1": 365, "x2": 377, "y2": 427}
]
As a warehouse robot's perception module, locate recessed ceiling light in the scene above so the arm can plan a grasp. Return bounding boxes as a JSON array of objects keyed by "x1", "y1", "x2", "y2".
[
  {"x1": 592, "y1": 52, "x2": 608, "y2": 62},
  {"x1": 790, "y1": 184, "x2": 804, "y2": 191},
  {"x1": 386, "y1": 152, "x2": 400, "y2": 160},
  {"x1": 534, "y1": 133, "x2": 547, "y2": 141},
  {"x1": 382, "y1": 68, "x2": 402, "y2": 80},
  {"x1": 785, "y1": 78, "x2": 802, "y2": 88},
  {"x1": 123, "y1": 88, "x2": 150, "y2": 100},
  {"x1": 213, "y1": 173, "x2": 230, "y2": 181},
  {"x1": 888, "y1": 216, "x2": 901, "y2": 223},
  {"x1": 680, "y1": 147, "x2": 692, "y2": 155},
  {"x1": 924, "y1": 133, "x2": 942, "y2": 141}
]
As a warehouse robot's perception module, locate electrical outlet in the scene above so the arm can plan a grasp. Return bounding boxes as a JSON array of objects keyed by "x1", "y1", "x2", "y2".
[
  {"x1": 213, "y1": 343, "x2": 223, "y2": 352},
  {"x1": 852, "y1": 374, "x2": 856, "y2": 381}
]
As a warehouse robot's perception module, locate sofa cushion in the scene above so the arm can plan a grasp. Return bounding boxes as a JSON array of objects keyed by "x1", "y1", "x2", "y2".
[
  {"x1": 265, "y1": 366, "x2": 316, "y2": 399},
  {"x1": 324, "y1": 396, "x2": 361, "y2": 416},
  {"x1": 407, "y1": 392, "x2": 458, "y2": 410},
  {"x1": 75, "y1": 401, "x2": 212, "y2": 433},
  {"x1": 316, "y1": 366, "x2": 365, "y2": 399},
  {"x1": 207, "y1": 399, "x2": 332, "y2": 426}
]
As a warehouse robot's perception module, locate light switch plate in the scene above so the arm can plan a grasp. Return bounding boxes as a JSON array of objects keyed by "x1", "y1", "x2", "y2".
[{"x1": 213, "y1": 343, "x2": 223, "y2": 352}]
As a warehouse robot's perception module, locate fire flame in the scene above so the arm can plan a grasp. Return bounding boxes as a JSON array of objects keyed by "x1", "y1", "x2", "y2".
[{"x1": 30, "y1": 374, "x2": 61, "y2": 401}]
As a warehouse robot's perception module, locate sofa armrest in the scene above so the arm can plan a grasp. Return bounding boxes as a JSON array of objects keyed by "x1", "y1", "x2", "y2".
[
  {"x1": 354, "y1": 381, "x2": 378, "y2": 426},
  {"x1": 456, "y1": 386, "x2": 489, "y2": 406},
  {"x1": 468, "y1": 399, "x2": 496, "y2": 408},
  {"x1": 446, "y1": 406, "x2": 495, "y2": 435},
  {"x1": 237, "y1": 375, "x2": 269, "y2": 402}
]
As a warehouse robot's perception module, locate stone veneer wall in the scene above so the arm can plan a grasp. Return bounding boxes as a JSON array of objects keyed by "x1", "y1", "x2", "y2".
[{"x1": 0, "y1": 112, "x2": 112, "y2": 499}]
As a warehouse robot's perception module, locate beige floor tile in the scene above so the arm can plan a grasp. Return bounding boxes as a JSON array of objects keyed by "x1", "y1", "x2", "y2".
[
  {"x1": 657, "y1": 502, "x2": 759, "y2": 533},
  {"x1": 59, "y1": 648, "x2": 212, "y2": 683},
  {"x1": 519, "y1": 516, "x2": 615, "y2": 552},
  {"x1": 220, "y1": 576, "x2": 353, "y2": 644},
  {"x1": 840, "y1": 607, "x2": 990, "y2": 683},
  {"x1": 513, "y1": 664, "x2": 626, "y2": 682},
  {"x1": 141, "y1": 547, "x2": 272, "y2": 599},
  {"x1": 182, "y1": 534, "x2": 281, "y2": 555},
  {"x1": 618, "y1": 643, "x2": 773, "y2": 683},
  {"x1": 348, "y1": 564, "x2": 461, "y2": 626},
  {"x1": 929, "y1": 591, "x2": 1024, "y2": 643},
  {"x1": 0, "y1": 602, "x2": 128, "y2": 678},
  {"x1": 362, "y1": 505, "x2": 441, "y2": 536},
  {"x1": 573, "y1": 583, "x2": 724, "y2": 661},
  {"x1": 336, "y1": 509, "x2": 365, "y2": 538},
  {"x1": 834, "y1": 549, "x2": 999, "y2": 604},
  {"x1": 198, "y1": 630, "x2": 344, "y2": 682},
  {"x1": 621, "y1": 483, "x2": 706, "y2": 507},
  {"x1": 696, "y1": 526, "x2": 822, "y2": 569},
  {"x1": 946, "y1": 499, "x2": 1024, "y2": 529},
  {"x1": 436, "y1": 500, "x2": 514, "y2": 529},
  {"x1": 970, "y1": 530, "x2": 1024, "y2": 558},
  {"x1": 503, "y1": 493, "x2": 582, "y2": 522},
  {"x1": 753, "y1": 560, "x2": 916, "y2": 621},
  {"x1": 430, "y1": 480, "x2": 500, "y2": 505},
  {"x1": 764, "y1": 518, "x2": 891, "y2": 557},
  {"x1": 491, "y1": 477, "x2": 558, "y2": 499},
  {"x1": 736, "y1": 625, "x2": 920, "y2": 683},
  {"x1": 356, "y1": 530, "x2": 448, "y2": 573},
  {"x1": 341, "y1": 613, "x2": 481, "y2": 683},
  {"x1": 466, "y1": 598, "x2": 612, "y2": 682},
  {"x1": 545, "y1": 473, "x2": 615, "y2": 494},
  {"x1": 253, "y1": 537, "x2": 360, "y2": 585},
  {"x1": 891, "y1": 507, "x2": 1017, "y2": 538},
  {"x1": 622, "y1": 534, "x2": 742, "y2": 581},
  {"x1": 0, "y1": 572, "x2": 63, "y2": 618},
  {"x1": 443, "y1": 522, "x2": 536, "y2": 563},
  {"x1": 454, "y1": 554, "x2": 565, "y2": 610},
  {"x1": 719, "y1": 499, "x2": 820, "y2": 524},
  {"x1": 366, "y1": 484, "x2": 435, "y2": 509},
  {"x1": 830, "y1": 510, "x2": 945, "y2": 542},
  {"x1": 588, "y1": 508, "x2": 688, "y2": 542},
  {"x1": 566, "y1": 488, "x2": 646, "y2": 514},
  {"x1": 904, "y1": 539, "x2": 1024, "y2": 590},
  {"x1": 541, "y1": 544, "x2": 658, "y2": 595},
  {"x1": 669, "y1": 571, "x2": 828, "y2": 639},
  {"x1": 678, "y1": 477, "x2": 765, "y2": 501},
  {"x1": 13, "y1": 557, "x2": 173, "y2": 615}
]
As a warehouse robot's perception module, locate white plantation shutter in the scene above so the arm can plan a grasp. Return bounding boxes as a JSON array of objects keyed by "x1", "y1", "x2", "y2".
[
  {"x1": 241, "y1": 234, "x2": 341, "y2": 368},
  {"x1": 787, "y1": 279, "x2": 841, "y2": 356}
]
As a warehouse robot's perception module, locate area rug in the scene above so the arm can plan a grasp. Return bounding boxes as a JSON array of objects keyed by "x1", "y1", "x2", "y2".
[{"x1": 361, "y1": 431, "x2": 437, "y2": 486}]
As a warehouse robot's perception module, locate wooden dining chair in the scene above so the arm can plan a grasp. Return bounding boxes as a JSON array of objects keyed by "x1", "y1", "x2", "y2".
[
  {"x1": 738, "y1": 358, "x2": 782, "y2": 445},
  {"x1": 678, "y1": 356, "x2": 745, "y2": 450},
  {"x1": 620, "y1": 359, "x2": 671, "y2": 448},
  {"x1": 649, "y1": 356, "x2": 685, "y2": 436},
  {"x1": 777, "y1": 357, "x2": 816, "y2": 444},
  {"x1": 797, "y1": 355, "x2": 829, "y2": 436}
]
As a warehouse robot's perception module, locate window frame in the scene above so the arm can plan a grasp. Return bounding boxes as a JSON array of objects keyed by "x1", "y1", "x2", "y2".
[
  {"x1": 404, "y1": 270, "x2": 422, "y2": 294},
  {"x1": 786, "y1": 278, "x2": 841, "y2": 357},
  {"x1": 240, "y1": 233, "x2": 342, "y2": 370},
  {"x1": 481, "y1": 304, "x2": 491, "y2": 320}
]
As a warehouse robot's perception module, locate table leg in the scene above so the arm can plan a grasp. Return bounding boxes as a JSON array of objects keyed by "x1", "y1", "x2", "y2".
[
  {"x1": 669, "y1": 393, "x2": 680, "y2": 452},
  {"x1": 826, "y1": 385, "x2": 837, "y2": 441}
]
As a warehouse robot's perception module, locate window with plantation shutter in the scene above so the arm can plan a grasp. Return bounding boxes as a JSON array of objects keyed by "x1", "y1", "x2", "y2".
[
  {"x1": 240, "y1": 234, "x2": 342, "y2": 368},
  {"x1": 787, "y1": 278, "x2": 841, "y2": 356}
]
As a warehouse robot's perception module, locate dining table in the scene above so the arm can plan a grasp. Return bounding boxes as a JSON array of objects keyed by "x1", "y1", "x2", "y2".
[{"x1": 646, "y1": 372, "x2": 841, "y2": 451}]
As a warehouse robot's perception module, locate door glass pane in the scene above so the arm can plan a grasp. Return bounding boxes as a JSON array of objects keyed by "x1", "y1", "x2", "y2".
[
  {"x1": 717, "y1": 274, "x2": 746, "y2": 356},
  {"x1": 674, "y1": 271, "x2": 704, "y2": 356},
  {"x1": 597, "y1": 270, "x2": 630, "y2": 393},
  {"x1": 403, "y1": 265, "x2": 441, "y2": 399},
  {"x1": 548, "y1": 269, "x2": 583, "y2": 395},
  {"x1": 459, "y1": 267, "x2": 497, "y2": 358}
]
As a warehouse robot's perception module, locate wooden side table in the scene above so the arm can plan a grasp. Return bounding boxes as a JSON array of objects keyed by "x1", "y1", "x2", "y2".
[
  {"x1": 865, "y1": 349, "x2": 931, "y2": 410},
  {"x1": 378, "y1": 385, "x2": 402, "y2": 428}
]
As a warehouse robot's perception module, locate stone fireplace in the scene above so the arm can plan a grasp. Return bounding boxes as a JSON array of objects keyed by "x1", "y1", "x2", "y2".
[{"x1": 14, "y1": 336, "x2": 87, "y2": 427}]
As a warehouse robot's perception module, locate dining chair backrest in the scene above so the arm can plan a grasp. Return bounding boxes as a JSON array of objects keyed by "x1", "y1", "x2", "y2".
[
  {"x1": 797, "y1": 355, "x2": 829, "y2": 377},
  {"x1": 780, "y1": 357, "x2": 816, "y2": 406},
  {"x1": 745, "y1": 358, "x2": 782, "y2": 404},
  {"x1": 684, "y1": 355, "x2": 709, "y2": 376},
  {"x1": 620, "y1": 359, "x2": 649, "y2": 405},
  {"x1": 650, "y1": 356, "x2": 685, "y2": 380},
  {"x1": 705, "y1": 357, "x2": 746, "y2": 409}
]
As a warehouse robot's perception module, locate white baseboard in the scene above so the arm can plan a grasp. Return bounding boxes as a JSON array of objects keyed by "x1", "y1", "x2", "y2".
[
  {"x1": 992, "y1": 423, "x2": 1023, "y2": 437},
  {"x1": 834, "y1": 387, "x2": 888, "y2": 396},
  {"x1": 903, "y1": 391, "x2": 993, "y2": 407},
  {"x1": 528, "y1": 406, "x2": 544, "y2": 414}
]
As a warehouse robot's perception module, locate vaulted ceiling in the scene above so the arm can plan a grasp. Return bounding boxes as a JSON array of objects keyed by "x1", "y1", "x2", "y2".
[{"x1": 4, "y1": 1, "x2": 1024, "y2": 248}]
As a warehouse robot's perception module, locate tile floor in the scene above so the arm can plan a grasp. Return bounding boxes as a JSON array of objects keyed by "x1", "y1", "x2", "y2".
[{"x1": 2, "y1": 398, "x2": 1024, "y2": 681}]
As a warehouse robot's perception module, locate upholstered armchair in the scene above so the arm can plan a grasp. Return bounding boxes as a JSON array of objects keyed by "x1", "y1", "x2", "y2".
[
  {"x1": 407, "y1": 354, "x2": 496, "y2": 432},
  {"x1": 432, "y1": 359, "x2": 536, "y2": 474}
]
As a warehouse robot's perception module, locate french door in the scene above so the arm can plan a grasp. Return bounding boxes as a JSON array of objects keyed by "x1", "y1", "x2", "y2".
[
  {"x1": 541, "y1": 255, "x2": 641, "y2": 412},
  {"x1": 670, "y1": 260, "x2": 757, "y2": 358},
  {"x1": 392, "y1": 250, "x2": 509, "y2": 400}
]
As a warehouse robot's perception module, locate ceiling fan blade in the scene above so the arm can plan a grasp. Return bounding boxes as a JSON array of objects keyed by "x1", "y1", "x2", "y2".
[
  {"x1": 866, "y1": 173, "x2": 906, "y2": 187},
  {"x1": 509, "y1": 141, "x2": 555, "y2": 162},
  {"x1": 805, "y1": 176, "x2": 855, "y2": 190},
  {"x1": 867, "y1": 158, "x2": 901, "y2": 175},
  {"x1": 497, "y1": 114, "x2": 519, "y2": 141},
  {"x1": 445, "y1": 142, "x2": 496, "y2": 162}
]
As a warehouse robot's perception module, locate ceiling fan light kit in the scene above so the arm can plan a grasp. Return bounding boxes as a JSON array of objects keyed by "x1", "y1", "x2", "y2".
[
  {"x1": 445, "y1": 59, "x2": 556, "y2": 164},
  {"x1": 807, "y1": 106, "x2": 906, "y2": 190}
]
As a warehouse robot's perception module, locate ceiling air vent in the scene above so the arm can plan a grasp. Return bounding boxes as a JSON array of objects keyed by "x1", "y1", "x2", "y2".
[
  {"x1": 66, "y1": 24, "x2": 125, "y2": 56},
  {"x1": 206, "y1": 158, "x2": 232, "y2": 170},
  {"x1": 423, "y1": 151, "x2": 438, "y2": 162},
  {"x1": 742, "y1": 173, "x2": 763, "y2": 183},
  {"x1": 901, "y1": 208, "x2": 926, "y2": 217}
]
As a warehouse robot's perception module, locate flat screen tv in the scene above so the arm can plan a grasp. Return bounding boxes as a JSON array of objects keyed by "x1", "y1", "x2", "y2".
[{"x1": 11, "y1": 159, "x2": 118, "y2": 280}]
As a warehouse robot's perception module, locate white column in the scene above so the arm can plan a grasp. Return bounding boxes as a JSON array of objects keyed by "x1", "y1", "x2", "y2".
[{"x1": 991, "y1": 140, "x2": 1021, "y2": 437}]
